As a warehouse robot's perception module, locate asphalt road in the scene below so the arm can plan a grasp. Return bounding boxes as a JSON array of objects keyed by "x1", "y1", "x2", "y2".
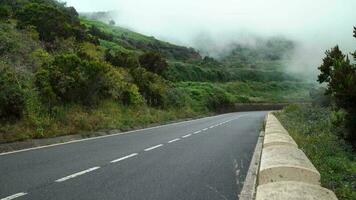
[{"x1": 0, "y1": 111, "x2": 267, "y2": 200}]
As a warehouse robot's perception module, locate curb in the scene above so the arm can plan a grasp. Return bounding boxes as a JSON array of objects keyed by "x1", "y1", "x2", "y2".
[{"x1": 238, "y1": 130, "x2": 265, "y2": 200}]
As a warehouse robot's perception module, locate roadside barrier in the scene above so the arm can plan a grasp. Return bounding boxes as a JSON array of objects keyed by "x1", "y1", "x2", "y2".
[{"x1": 255, "y1": 113, "x2": 338, "y2": 200}]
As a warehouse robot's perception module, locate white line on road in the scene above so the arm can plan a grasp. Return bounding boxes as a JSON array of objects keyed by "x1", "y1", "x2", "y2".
[
  {"x1": 144, "y1": 144, "x2": 163, "y2": 151},
  {"x1": 202, "y1": 128, "x2": 208, "y2": 131},
  {"x1": 0, "y1": 113, "x2": 237, "y2": 156},
  {"x1": 1, "y1": 193, "x2": 27, "y2": 200},
  {"x1": 55, "y1": 167, "x2": 100, "y2": 182},
  {"x1": 110, "y1": 153, "x2": 138, "y2": 163},
  {"x1": 168, "y1": 138, "x2": 180, "y2": 143},
  {"x1": 194, "y1": 130, "x2": 201, "y2": 134},
  {"x1": 209, "y1": 125, "x2": 215, "y2": 128},
  {"x1": 182, "y1": 134, "x2": 192, "y2": 138}
]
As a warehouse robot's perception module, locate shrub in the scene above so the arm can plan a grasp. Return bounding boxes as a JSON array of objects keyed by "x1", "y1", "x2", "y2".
[
  {"x1": 0, "y1": 64, "x2": 25, "y2": 120},
  {"x1": 130, "y1": 67, "x2": 168, "y2": 107},
  {"x1": 16, "y1": 3, "x2": 85, "y2": 43},
  {"x1": 0, "y1": 5, "x2": 11, "y2": 19},
  {"x1": 88, "y1": 25, "x2": 113, "y2": 41},
  {"x1": 139, "y1": 52, "x2": 168, "y2": 75},
  {"x1": 35, "y1": 53, "x2": 142, "y2": 107},
  {"x1": 105, "y1": 49, "x2": 140, "y2": 68},
  {"x1": 164, "y1": 87, "x2": 192, "y2": 108}
]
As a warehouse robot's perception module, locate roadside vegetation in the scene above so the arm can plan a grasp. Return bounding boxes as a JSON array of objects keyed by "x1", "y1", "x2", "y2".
[
  {"x1": 275, "y1": 28, "x2": 356, "y2": 199},
  {"x1": 276, "y1": 105, "x2": 356, "y2": 200},
  {"x1": 0, "y1": 0, "x2": 310, "y2": 143}
]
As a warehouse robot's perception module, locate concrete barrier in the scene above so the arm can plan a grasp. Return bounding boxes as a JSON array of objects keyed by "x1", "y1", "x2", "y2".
[
  {"x1": 255, "y1": 113, "x2": 338, "y2": 200},
  {"x1": 256, "y1": 181, "x2": 338, "y2": 200},
  {"x1": 263, "y1": 133, "x2": 298, "y2": 148},
  {"x1": 259, "y1": 145, "x2": 320, "y2": 185}
]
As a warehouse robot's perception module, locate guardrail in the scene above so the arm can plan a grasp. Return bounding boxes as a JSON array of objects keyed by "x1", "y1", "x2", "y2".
[{"x1": 255, "y1": 113, "x2": 338, "y2": 200}]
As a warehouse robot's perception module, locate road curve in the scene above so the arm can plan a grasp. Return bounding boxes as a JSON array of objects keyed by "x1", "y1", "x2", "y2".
[{"x1": 0, "y1": 111, "x2": 267, "y2": 200}]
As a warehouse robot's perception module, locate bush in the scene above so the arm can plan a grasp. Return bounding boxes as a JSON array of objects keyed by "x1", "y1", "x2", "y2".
[
  {"x1": 139, "y1": 52, "x2": 168, "y2": 75},
  {"x1": 130, "y1": 67, "x2": 168, "y2": 107},
  {"x1": 105, "y1": 49, "x2": 140, "y2": 68},
  {"x1": 0, "y1": 64, "x2": 25, "y2": 120},
  {"x1": 0, "y1": 5, "x2": 11, "y2": 19},
  {"x1": 164, "y1": 87, "x2": 192, "y2": 108},
  {"x1": 16, "y1": 3, "x2": 85, "y2": 43}
]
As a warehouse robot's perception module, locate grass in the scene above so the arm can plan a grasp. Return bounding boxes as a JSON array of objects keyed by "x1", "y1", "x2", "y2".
[
  {"x1": 0, "y1": 100, "x2": 203, "y2": 143},
  {"x1": 275, "y1": 104, "x2": 356, "y2": 200}
]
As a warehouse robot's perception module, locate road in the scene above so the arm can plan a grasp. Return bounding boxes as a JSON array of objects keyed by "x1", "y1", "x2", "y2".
[{"x1": 0, "y1": 111, "x2": 267, "y2": 200}]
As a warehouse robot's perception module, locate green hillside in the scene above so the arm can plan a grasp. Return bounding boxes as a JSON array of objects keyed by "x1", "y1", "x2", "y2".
[{"x1": 0, "y1": 0, "x2": 311, "y2": 143}]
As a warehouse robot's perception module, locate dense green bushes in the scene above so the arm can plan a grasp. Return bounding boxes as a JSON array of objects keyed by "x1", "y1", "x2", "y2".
[
  {"x1": 139, "y1": 52, "x2": 168, "y2": 75},
  {"x1": 0, "y1": 64, "x2": 25, "y2": 120},
  {"x1": 35, "y1": 54, "x2": 142, "y2": 106},
  {"x1": 16, "y1": 3, "x2": 85, "y2": 43}
]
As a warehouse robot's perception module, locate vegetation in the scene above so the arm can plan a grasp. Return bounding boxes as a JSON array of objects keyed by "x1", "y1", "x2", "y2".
[
  {"x1": 317, "y1": 42, "x2": 356, "y2": 145},
  {"x1": 0, "y1": 0, "x2": 311, "y2": 143},
  {"x1": 276, "y1": 105, "x2": 356, "y2": 200}
]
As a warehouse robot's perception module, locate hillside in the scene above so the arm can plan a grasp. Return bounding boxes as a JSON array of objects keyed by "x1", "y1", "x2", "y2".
[{"x1": 0, "y1": 0, "x2": 311, "y2": 143}]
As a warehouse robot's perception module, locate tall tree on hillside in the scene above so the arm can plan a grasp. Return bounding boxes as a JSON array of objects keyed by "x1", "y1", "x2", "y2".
[{"x1": 318, "y1": 32, "x2": 356, "y2": 145}]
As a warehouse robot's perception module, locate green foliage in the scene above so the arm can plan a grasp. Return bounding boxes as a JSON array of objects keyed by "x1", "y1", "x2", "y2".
[
  {"x1": 130, "y1": 67, "x2": 168, "y2": 107},
  {"x1": 0, "y1": 5, "x2": 11, "y2": 19},
  {"x1": 318, "y1": 45, "x2": 356, "y2": 144},
  {"x1": 0, "y1": 22, "x2": 44, "y2": 72},
  {"x1": 16, "y1": 3, "x2": 85, "y2": 44},
  {"x1": 177, "y1": 82, "x2": 234, "y2": 112},
  {"x1": 139, "y1": 52, "x2": 168, "y2": 75},
  {"x1": 105, "y1": 49, "x2": 140, "y2": 68},
  {"x1": 276, "y1": 105, "x2": 356, "y2": 200},
  {"x1": 0, "y1": 64, "x2": 25, "y2": 120},
  {"x1": 88, "y1": 25, "x2": 113, "y2": 41},
  {"x1": 35, "y1": 53, "x2": 141, "y2": 106}
]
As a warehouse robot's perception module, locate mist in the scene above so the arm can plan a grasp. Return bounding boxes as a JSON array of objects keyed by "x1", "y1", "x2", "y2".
[{"x1": 65, "y1": 0, "x2": 356, "y2": 79}]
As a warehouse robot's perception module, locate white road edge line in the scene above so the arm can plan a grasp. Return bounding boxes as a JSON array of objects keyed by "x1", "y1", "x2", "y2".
[
  {"x1": 1, "y1": 193, "x2": 27, "y2": 200},
  {"x1": 55, "y1": 167, "x2": 100, "y2": 183},
  {"x1": 144, "y1": 144, "x2": 163, "y2": 151},
  {"x1": 182, "y1": 134, "x2": 192, "y2": 138},
  {"x1": 168, "y1": 138, "x2": 180, "y2": 143},
  {"x1": 0, "y1": 113, "x2": 237, "y2": 156},
  {"x1": 110, "y1": 153, "x2": 138, "y2": 163}
]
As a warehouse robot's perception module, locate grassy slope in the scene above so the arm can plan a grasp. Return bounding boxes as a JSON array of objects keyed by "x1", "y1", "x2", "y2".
[
  {"x1": 0, "y1": 16, "x2": 311, "y2": 143},
  {"x1": 275, "y1": 105, "x2": 356, "y2": 200}
]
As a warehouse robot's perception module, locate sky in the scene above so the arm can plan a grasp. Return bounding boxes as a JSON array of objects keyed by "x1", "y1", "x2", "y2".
[{"x1": 64, "y1": 0, "x2": 356, "y2": 77}]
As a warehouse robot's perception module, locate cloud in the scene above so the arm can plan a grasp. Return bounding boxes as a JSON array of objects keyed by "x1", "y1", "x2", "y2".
[{"x1": 65, "y1": 0, "x2": 356, "y2": 79}]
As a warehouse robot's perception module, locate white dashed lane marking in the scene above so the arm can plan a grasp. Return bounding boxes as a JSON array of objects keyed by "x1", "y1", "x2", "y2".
[
  {"x1": 194, "y1": 130, "x2": 201, "y2": 134},
  {"x1": 182, "y1": 134, "x2": 192, "y2": 138},
  {"x1": 55, "y1": 167, "x2": 100, "y2": 183},
  {"x1": 110, "y1": 153, "x2": 138, "y2": 163},
  {"x1": 1, "y1": 193, "x2": 27, "y2": 200},
  {"x1": 144, "y1": 144, "x2": 163, "y2": 151},
  {"x1": 168, "y1": 138, "x2": 180, "y2": 143}
]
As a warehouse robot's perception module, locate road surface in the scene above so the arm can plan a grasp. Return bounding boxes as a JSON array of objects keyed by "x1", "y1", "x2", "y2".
[{"x1": 0, "y1": 111, "x2": 267, "y2": 200}]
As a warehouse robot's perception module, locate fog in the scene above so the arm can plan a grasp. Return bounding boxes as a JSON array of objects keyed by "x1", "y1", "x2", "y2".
[{"x1": 65, "y1": 0, "x2": 356, "y2": 79}]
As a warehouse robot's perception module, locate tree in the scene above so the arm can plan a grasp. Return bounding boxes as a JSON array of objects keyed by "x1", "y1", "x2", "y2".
[
  {"x1": 0, "y1": 64, "x2": 25, "y2": 120},
  {"x1": 16, "y1": 3, "x2": 85, "y2": 43},
  {"x1": 318, "y1": 45, "x2": 356, "y2": 144},
  {"x1": 139, "y1": 52, "x2": 168, "y2": 75}
]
